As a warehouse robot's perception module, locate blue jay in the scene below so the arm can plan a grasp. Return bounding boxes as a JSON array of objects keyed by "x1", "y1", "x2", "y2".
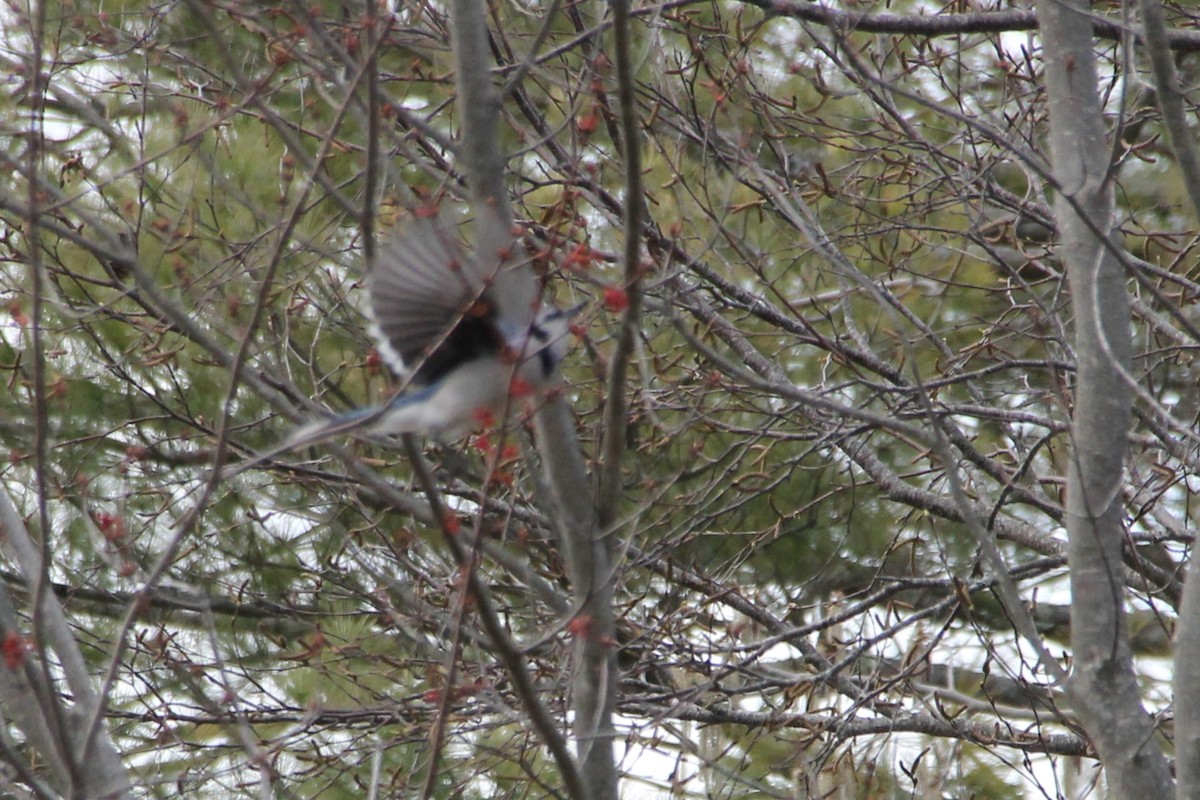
[{"x1": 240, "y1": 218, "x2": 577, "y2": 470}]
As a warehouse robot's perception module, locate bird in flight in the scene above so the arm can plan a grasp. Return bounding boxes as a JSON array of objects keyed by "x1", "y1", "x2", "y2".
[{"x1": 231, "y1": 216, "x2": 578, "y2": 473}]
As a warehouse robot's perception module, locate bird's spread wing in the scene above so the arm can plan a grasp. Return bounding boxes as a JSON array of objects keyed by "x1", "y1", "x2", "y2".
[
  {"x1": 367, "y1": 218, "x2": 495, "y2": 384},
  {"x1": 367, "y1": 216, "x2": 541, "y2": 384},
  {"x1": 474, "y1": 227, "x2": 540, "y2": 339}
]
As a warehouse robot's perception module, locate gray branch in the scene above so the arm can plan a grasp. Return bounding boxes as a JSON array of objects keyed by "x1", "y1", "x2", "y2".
[
  {"x1": 0, "y1": 492, "x2": 131, "y2": 799},
  {"x1": 447, "y1": 0, "x2": 617, "y2": 797},
  {"x1": 1036, "y1": 1, "x2": 1174, "y2": 796}
]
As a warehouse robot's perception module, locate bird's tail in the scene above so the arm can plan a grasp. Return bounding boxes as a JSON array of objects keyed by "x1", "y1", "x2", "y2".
[{"x1": 221, "y1": 407, "x2": 384, "y2": 479}]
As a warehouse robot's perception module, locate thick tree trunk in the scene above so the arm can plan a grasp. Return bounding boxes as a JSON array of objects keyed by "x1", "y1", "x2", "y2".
[{"x1": 1036, "y1": 1, "x2": 1173, "y2": 796}]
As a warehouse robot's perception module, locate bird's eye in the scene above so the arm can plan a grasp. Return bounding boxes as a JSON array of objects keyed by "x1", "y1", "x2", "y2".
[{"x1": 530, "y1": 324, "x2": 549, "y2": 342}]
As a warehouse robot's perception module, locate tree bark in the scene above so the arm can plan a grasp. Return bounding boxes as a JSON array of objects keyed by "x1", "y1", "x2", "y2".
[
  {"x1": 449, "y1": 0, "x2": 618, "y2": 797},
  {"x1": 0, "y1": 493, "x2": 132, "y2": 799},
  {"x1": 1036, "y1": 1, "x2": 1174, "y2": 796}
]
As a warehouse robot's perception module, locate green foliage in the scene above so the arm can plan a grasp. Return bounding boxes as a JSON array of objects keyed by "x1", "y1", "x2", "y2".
[{"x1": 0, "y1": 0, "x2": 1190, "y2": 797}]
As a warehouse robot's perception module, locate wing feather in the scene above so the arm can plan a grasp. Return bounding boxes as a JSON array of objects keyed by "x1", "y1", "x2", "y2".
[{"x1": 366, "y1": 217, "x2": 505, "y2": 385}]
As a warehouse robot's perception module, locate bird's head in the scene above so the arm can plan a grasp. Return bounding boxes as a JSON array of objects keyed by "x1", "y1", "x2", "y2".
[{"x1": 528, "y1": 302, "x2": 585, "y2": 377}]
